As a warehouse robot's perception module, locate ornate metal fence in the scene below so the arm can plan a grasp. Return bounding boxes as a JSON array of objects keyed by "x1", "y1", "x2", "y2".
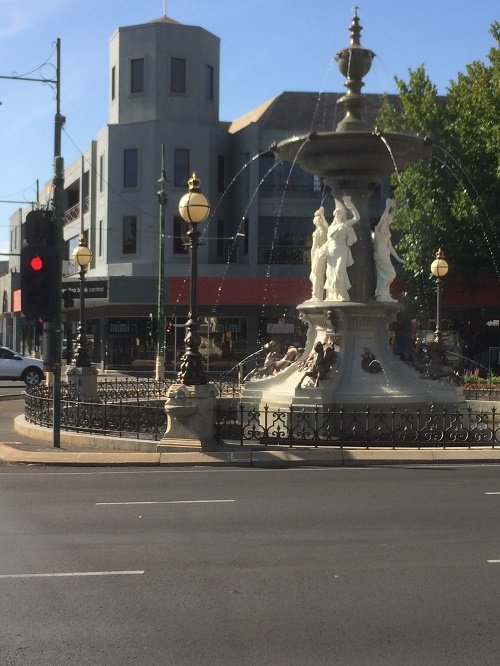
[
  {"x1": 463, "y1": 385, "x2": 500, "y2": 401},
  {"x1": 25, "y1": 386, "x2": 165, "y2": 440},
  {"x1": 215, "y1": 403, "x2": 500, "y2": 448},
  {"x1": 24, "y1": 375, "x2": 242, "y2": 441},
  {"x1": 24, "y1": 378, "x2": 500, "y2": 447},
  {"x1": 92, "y1": 374, "x2": 241, "y2": 399}
]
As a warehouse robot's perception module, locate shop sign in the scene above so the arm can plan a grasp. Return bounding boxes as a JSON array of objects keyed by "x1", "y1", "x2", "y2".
[
  {"x1": 109, "y1": 322, "x2": 130, "y2": 334},
  {"x1": 267, "y1": 323, "x2": 295, "y2": 335},
  {"x1": 62, "y1": 281, "x2": 108, "y2": 299}
]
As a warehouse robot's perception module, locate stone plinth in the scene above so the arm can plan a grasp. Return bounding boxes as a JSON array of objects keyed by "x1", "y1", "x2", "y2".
[
  {"x1": 66, "y1": 365, "x2": 99, "y2": 401},
  {"x1": 160, "y1": 383, "x2": 219, "y2": 452}
]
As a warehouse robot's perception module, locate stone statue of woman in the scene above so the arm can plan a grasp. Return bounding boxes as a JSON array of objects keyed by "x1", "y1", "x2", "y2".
[
  {"x1": 373, "y1": 198, "x2": 404, "y2": 302},
  {"x1": 307, "y1": 206, "x2": 329, "y2": 301},
  {"x1": 323, "y1": 195, "x2": 359, "y2": 301}
]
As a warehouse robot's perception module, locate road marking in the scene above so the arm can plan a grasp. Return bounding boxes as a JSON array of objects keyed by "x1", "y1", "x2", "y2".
[
  {"x1": 485, "y1": 492, "x2": 500, "y2": 495},
  {"x1": 96, "y1": 499, "x2": 235, "y2": 506},
  {"x1": 487, "y1": 560, "x2": 500, "y2": 563},
  {"x1": 0, "y1": 570, "x2": 144, "y2": 579}
]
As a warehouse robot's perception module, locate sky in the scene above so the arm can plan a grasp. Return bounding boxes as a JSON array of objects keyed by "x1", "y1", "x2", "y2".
[{"x1": 0, "y1": 0, "x2": 498, "y2": 255}]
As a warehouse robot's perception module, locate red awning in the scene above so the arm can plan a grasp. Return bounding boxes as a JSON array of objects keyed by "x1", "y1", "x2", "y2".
[{"x1": 167, "y1": 276, "x2": 311, "y2": 306}]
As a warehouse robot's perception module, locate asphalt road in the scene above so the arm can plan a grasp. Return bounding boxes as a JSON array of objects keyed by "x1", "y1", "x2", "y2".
[
  {"x1": 0, "y1": 380, "x2": 25, "y2": 397},
  {"x1": 0, "y1": 464, "x2": 499, "y2": 665}
]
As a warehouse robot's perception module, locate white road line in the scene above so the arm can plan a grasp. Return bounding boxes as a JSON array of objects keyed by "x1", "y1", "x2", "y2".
[
  {"x1": 485, "y1": 492, "x2": 500, "y2": 495},
  {"x1": 95, "y1": 499, "x2": 235, "y2": 506},
  {"x1": 0, "y1": 570, "x2": 145, "y2": 579},
  {"x1": 487, "y1": 560, "x2": 500, "y2": 564}
]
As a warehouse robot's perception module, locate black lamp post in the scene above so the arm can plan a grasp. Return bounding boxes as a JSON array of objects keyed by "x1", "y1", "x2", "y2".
[
  {"x1": 429, "y1": 248, "x2": 449, "y2": 374},
  {"x1": 72, "y1": 235, "x2": 93, "y2": 368},
  {"x1": 430, "y1": 248, "x2": 449, "y2": 345},
  {"x1": 155, "y1": 144, "x2": 168, "y2": 381},
  {"x1": 177, "y1": 173, "x2": 210, "y2": 385}
]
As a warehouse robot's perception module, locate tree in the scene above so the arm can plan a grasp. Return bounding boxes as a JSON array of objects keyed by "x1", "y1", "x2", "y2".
[{"x1": 376, "y1": 23, "x2": 500, "y2": 315}]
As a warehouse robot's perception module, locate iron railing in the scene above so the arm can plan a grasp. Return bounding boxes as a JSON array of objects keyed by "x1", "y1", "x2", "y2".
[
  {"x1": 25, "y1": 375, "x2": 242, "y2": 441},
  {"x1": 215, "y1": 403, "x2": 500, "y2": 448},
  {"x1": 463, "y1": 385, "x2": 500, "y2": 401},
  {"x1": 24, "y1": 377, "x2": 500, "y2": 447},
  {"x1": 25, "y1": 389, "x2": 165, "y2": 441}
]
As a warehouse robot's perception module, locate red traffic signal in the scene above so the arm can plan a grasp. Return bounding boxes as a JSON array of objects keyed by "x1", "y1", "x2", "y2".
[
  {"x1": 20, "y1": 244, "x2": 59, "y2": 319},
  {"x1": 29, "y1": 255, "x2": 44, "y2": 271}
]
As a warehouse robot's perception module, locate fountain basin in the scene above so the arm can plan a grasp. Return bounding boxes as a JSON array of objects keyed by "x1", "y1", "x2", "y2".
[{"x1": 272, "y1": 131, "x2": 432, "y2": 180}]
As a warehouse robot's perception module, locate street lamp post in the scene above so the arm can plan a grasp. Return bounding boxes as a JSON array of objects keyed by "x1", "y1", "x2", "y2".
[
  {"x1": 155, "y1": 145, "x2": 168, "y2": 381},
  {"x1": 72, "y1": 235, "x2": 93, "y2": 368},
  {"x1": 430, "y1": 248, "x2": 449, "y2": 345},
  {"x1": 177, "y1": 173, "x2": 210, "y2": 385},
  {"x1": 429, "y1": 248, "x2": 449, "y2": 375}
]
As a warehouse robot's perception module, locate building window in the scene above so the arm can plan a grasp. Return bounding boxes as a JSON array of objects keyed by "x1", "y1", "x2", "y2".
[
  {"x1": 174, "y1": 148, "x2": 190, "y2": 188},
  {"x1": 130, "y1": 58, "x2": 144, "y2": 94},
  {"x1": 99, "y1": 154, "x2": 104, "y2": 193},
  {"x1": 173, "y1": 216, "x2": 188, "y2": 254},
  {"x1": 123, "y1": 148, "x2": 138, "y2": 188},
  {"x1": 204, "y1": 316, "x2": 248, "y2": 363},
  {"x1": 244, "y1": 152, "x2": 250, "y2": 198},
  {"x1": 111, "y1": 66, "x2": 116, "y2": 101},
  {"x1": 122, "y1": 216, "x2": 137, "y2": 254},
  {"x1": 98, "y1": 220, "x2": 103, "y2": 257},
  {"x1": 170, "y1": 57, "x2": 186, "y2": 94},
  {"x1": 243, "y1": 218, "x2": 249, "y2": 256},
  {"x1": 66, "y1": 235, "x2": 80, "y2": 269},
  {"x1": 206, "y1": 64, "x2": 214, "y2": 100},
  {"x1": 216, "y1": 219, "x2": 224, "y2": 257},
  {"x1": 258, "y1": 216, "x2": 311, "y2": 264},
  {"x1": 259, "y1": 158, "x2": 316, "y2": 198},
  {"x1": 217, "y1": 155, "x2": 225, "y2": 193}
]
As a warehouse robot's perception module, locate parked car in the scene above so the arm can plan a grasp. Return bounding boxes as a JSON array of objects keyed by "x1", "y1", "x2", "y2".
[{"x1": 0, "y1": 346, "x2": 45, "y2": 386}]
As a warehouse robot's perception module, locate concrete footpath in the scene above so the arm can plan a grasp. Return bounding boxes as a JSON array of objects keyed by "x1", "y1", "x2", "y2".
[{"x1": 2, "y1": 394, "x2": 500, "y2": 467}]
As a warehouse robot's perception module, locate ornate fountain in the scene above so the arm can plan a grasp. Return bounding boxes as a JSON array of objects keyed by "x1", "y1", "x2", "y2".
[{"x1": 242, "y1": 10, "x2": 463, "y2": 412}]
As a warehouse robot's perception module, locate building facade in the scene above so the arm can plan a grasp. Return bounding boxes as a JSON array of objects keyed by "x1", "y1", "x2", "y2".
[{"x1": 1, "y1": 14, "x2": 495, "y2": 373}]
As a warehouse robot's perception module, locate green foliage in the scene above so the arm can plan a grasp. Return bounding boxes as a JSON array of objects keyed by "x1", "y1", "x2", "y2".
[
  {"x1": 462, "y1": 372, "x2": 500, "y2": 386},
  {"x1": 376, "y1": 24, "x2": 500, "y2": 311}
]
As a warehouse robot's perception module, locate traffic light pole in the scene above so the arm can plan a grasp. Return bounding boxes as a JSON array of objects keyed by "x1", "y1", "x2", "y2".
[
  {"x1": 1, "y1": 39, "x2": 64, "y2": 447},
  {"x1": 52, "y1": 155, "x2": 64, "y2": 448},
  {"x1": 52, "y1": 39, "x2": 64, "y2": 448}
]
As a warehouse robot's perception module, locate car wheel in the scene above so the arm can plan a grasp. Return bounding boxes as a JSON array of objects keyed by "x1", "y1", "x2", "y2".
[{"x1": 22, "y1": 367, "x2": 44, "y2": 387}]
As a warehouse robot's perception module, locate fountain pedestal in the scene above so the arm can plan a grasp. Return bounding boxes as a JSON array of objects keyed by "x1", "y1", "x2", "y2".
[{"x1": 242, "y1": 302, "x2": 464, "y2": 412}]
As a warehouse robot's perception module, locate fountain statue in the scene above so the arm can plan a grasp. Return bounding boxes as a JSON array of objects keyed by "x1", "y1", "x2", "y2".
[
  {"x1": 242, "y1": 9, "x2": 463, "y2": 412},
  {"x1": 373, "y1": 198, "x2": 404, "y2": 303}
]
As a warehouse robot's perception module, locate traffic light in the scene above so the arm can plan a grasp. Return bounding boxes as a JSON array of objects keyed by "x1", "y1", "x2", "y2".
[
  {"x1": 24, "y1": 209, "x2": 54, "y2": 245},
  {"x1": 21, "y1": 244, "x2": 59, "y2": 319}
]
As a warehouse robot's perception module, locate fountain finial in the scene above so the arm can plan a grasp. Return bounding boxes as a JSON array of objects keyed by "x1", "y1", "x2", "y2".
[
  {"x1": 349, "y1": 7, "x2": 362, "y2": 47},
  {"x1": 335, "y1": 10, "x2": 375, "y2": 132}
]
